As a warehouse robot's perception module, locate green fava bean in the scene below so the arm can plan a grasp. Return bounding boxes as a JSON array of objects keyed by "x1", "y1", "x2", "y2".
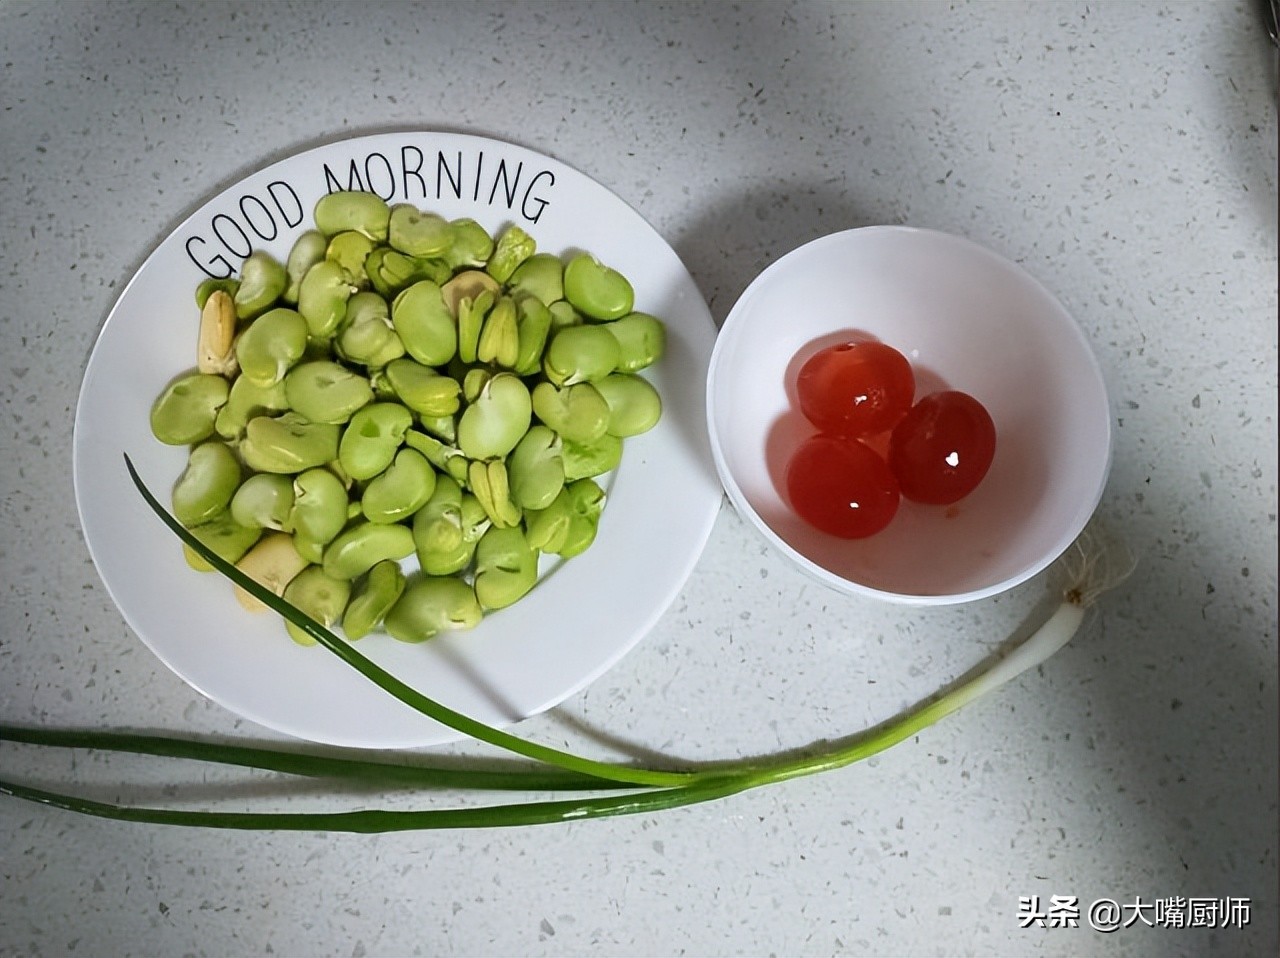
[
  {"x1": 297, "y1": 260, "x2": 356, "y2": 340},
  {"x1": 322, "y1": 521, "x2": 415, "y2": 580},
  {"x1": 523, "y1": 495, "x2": 570, "y2": 553},
  {"x1": 343, "y1": 560, "x2": 407, "y2": 640},
  {"x1": 172, "y1": 441, "x2": 242, "y2": 528},
  {"x1": 384, "y1": 576, "x2": 482, "y2": 643},
  {"x1": 196, "y1": 277, "x2": 240, "y2": 310},
  {"x1": 412, "y1": 473, "x2": 464, "y2": 554},
  {"x1": 336, "y1": 291, "x2": 405, "y2": 368},
  {"x1": 150, "y1": 372, "x2": 230, "y2": 445},
  {"x1": 507, "y1": 425, "x2": 564, "y2": 511},
  {"x1": 548, "y1": 300, "x2": 582, "y2": 330},
  {"x1": 530, "y1": 381, "x2": 610, "y2": 443},
  {"x1": 383, "y1": 358, "x2": 461, "y2": 418},
  {"x1": 282, "y1": 230, "x2": 327, "y2": 305},
  {"x1": 284, "y1": 360, "x2": 373, "y2": 425},
  {"x1": 475, "y1": 295, "x2": 519, "y2": 369},
  {"x1": 485, "y1": 224, "x2": 535, "y2": 284},
  {"x1": 314, "y1": 191, "x2": 391, "y2": 242},
  {"x1": 456, "y1": 288, "x2": 494, "y2": 365},
  {"x1": 456, "y1": 372, "x2": 532, "y2": 460},
  {"x1": 290, "y1": 467, "x2": 350, "y2": 545},
  {"x1": 513, "y1": 296, "x2": 553, "y2": 376},
  {"x1": 235, "y1": 307, "x2": 309, "y2": 387},
  {"x1": 392, "y1": 280, "x2": 456, "y2": 367},
  {"x1": 473, "y1": 526, "x2": 539, "y2": 611},
  {"x1": 559, "y1": 478, "x2": 607, "y2": 558},
  {"x1": 292, "y1": 534, "x2": 326, "y2": 564},
  {"x1": 234, "y1": 250, "x2": 288, "y2": 321},
  {"x1": 338, "y1": 402, "x2": 413, "y2": 480},
  {"x1": 444, "y1": 218, "x2": 495, "y2": 270},
  {"x1": 562, "y1": 253, "x2": 634, "y2": 321},
  {"x1": 594, "y1": 373, "x2": 663, "y2": 437},
  {"x1": 230, "y1": 473, "x2": 295, "y2": 531},
  {"x1": 326, "y1": 231, "x2": 376, "y2": 284},
  {"x1": 282, "y1": 566, "x2": 352, "y2": 646},
  {"x1": 215, "y1": 375, "x2": 288, "y2": 440},
  {"x1": 404, "y1": 429, "x2": 469, "y2": 485},
  {"x1": 561, "y1": 432, "x2": 623, "y2": 481},
  {"x1": 182, "y1": 510, "x2": 262, "y2": 572},
  {"x1": 542, "y1": 324, "x2": 620, "y2": 387},
  {"x1": 361, "y1": 448, "x2": 436, "y2": 524},
  {"x1": 239, "y1": 412, "x2": 341, "y2": 474},
  {"x1": 508, "y1": 253, "x2": 564, "y2": 306},
  {"x1": 605, "y1": 312, "x2": 666, "y2": 373},
  {"x1": 389, "y1": 205, "x2": 452, "y2": 258}
]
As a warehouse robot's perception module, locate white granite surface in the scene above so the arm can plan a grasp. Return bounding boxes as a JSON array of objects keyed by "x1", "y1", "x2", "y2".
[{"x1": 0, "y1": 2, "x2": 1275, "y2": 956}]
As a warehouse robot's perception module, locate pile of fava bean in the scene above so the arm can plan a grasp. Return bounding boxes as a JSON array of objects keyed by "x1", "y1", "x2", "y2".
[{"x1": 149, "y1": 192, "x2": 666, "y2": 646}]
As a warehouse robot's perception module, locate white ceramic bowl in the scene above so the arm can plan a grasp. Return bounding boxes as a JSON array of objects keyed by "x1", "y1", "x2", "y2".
[{"x1": 706, "y1": 226, "x2": 1112, "y2": 605}]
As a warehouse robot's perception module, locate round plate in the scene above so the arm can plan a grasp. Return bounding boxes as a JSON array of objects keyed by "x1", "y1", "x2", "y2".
[{"x1": 73, "y1": 132, "x2": 722, "y2": 749}]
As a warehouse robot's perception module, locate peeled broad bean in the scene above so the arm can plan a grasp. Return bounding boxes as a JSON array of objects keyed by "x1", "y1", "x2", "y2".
[
  {"x1": 508, "y1": 253, "x2": 564, "y2": 306},
  {"x1": 342, "y1": 560, "x2": 406, "y2": 640},
  {"x1": 485, "y1": 224, "x2": 535, "y2": 284},
  {"x1": 297, "y1": 260, "x2": 356, "y2": 340},
  {"x1": 326, "y1": 231, "x2": 376, "y2": 284},
  {"x1": 404, "y1": 429, "x2": 469, "y2": 485},
  {"x1": 322, "y1": 521, "x2": 415, "y2": 580},
  {"x1": 444, "y1": 218, "x2": 495, "y2": 271},
  {"x1": 383, "y1": 358, "x2": 461, "y2": 418},
  {"x1": 562, "y1": 253, "x2": 633, "y2": 321},
  {"x1": 282, "y1": 566, "x2": 352, "y2": 646},
  {"x1": 561, "y1": 432, "x2": 623, "y2": 480},
  {"x1": 473, "y1": 526, "x2": 538, "y2": 610},
  {"x1": 412, "y1": 474, "x2": 464, "y2": 556},
  {"x1": 235, "y1": 307, "x2": 309, "y2": 387},
  {"x1": 389, "y1": 205, "x2": 451, "y2": 258},
  {"x1": 593, "y1": 373, "x2": 663, "y2": 437},
  {"x1": 182, "y1": 510, "x2": 262, "y2": 572},
  {"x1": 282, "y1": 230, "x2": 327, "y2": 305},
  {"x1": 506, "y1": 425, "x2": 564, "y2": 511},
  {"x1": 336, "y1": 291, "x2": 404, "y2": 367},
  {"x1": 196, "y1": 277, "x2": 240, "y2": 310},
  {"x1": 542, "y1": 324, "x2": 620, "y2": 386},
  {"x1": 559, "y1": 478, "x2": 607, "y2": 557},
  {"x1": 604, "y1": 312, "x2": 666, "y2": 373},
  {"x1": 548, "y1": 300, "x2": 582, "y2": 330},
  {"x1": 314, "y1": 191, "x2": 391, "y2": 241},
  {"x1": 475, "y1": 295, "x2": 519, "y2": 368},
  {"x1": 289, "y1": 467, "x2": 349, "y2": 545},
  {"x1": 172, "y1": 441, "x2": 242, "y2": 528},
  {"x1": 456, "y1": 372, "x2": 532, "y2": 460},
  {"x1": 230, "y1": 473, "x2": 296, "y2": 531},
  {"x1": 392, "y1": 280, "x2": 456, "y2": 367},
  {"x1": 513, "y1": 296, "x2": 553, "y2": 376},
  {"x1": 239, "y1": 413, "x2": 341, "y2": 474},
  {"x1": 456, "y1": 288, "x2": 494, "y2": 364},
  {"x1": 384, "y1": 575, "x2": 482, "y2": 643},
  {"x1": 467, "y1": 459, "x2": 522, "y2": 529},
  {"x1": 215, "y1": 375, "x2": 288, "y2": 440},
  {"x1": 284, "y1": 360, "x2": 373, "y2": 424},
  {"x1": 150, "y1": 372, "x2": 230, "y2": 446},
  {"x1": 338, "y1": 402, "x2": 413, "y2": 480},
  {"x1": 440, "y1": 269, "x2": 499, "y2": 318},
  {"x1": 234, "y1": 532, "x2": 308, "y2": 612},
  {"x1": 530, "y1": 381, "x2": 610, "y2": 443},
  {"x1": 234, "y1": 250, "x2": 288, "y2": 321},
  {"x1": 361, "y1": 448, "x2": 436, "y2": 524}
]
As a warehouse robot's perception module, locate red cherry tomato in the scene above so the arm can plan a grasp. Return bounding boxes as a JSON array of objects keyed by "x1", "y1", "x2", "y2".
[
  {"x1": 888, "y1": 391, "x2": 996, "y2": 505},
  {"x1": 796, "y1": 341, "x2": 915, "y2": 438},
  {"x1": 786, "y1": 434, "x2": 900, "y2": 539}
]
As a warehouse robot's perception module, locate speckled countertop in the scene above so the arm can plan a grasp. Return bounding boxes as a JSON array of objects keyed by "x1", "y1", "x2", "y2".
[{"x1": 1, "y1": 2, "x2": 1275, "y2": 956}]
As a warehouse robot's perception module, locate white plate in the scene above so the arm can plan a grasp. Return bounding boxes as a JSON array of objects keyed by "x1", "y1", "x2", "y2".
[{"x1": 74, "y1": 132, "x2": 722, "y2": 749}]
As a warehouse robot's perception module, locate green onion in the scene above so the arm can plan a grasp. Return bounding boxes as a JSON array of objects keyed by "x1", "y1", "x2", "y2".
[{"x1": 0, "y1": 456, "x2": 1133, "y2": 830}]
